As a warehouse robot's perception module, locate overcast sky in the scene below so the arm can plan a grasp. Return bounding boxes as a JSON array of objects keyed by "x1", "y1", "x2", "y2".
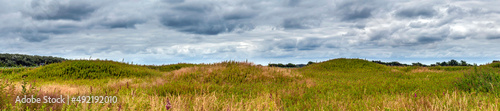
[{"x1": 1, "y1": 0, "x2": 499, "y2": 65}]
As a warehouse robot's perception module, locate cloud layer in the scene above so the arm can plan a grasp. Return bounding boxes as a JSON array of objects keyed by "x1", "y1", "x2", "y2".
[{"x1": 1, "y1": 0, "x2": 499, "y2": 65}]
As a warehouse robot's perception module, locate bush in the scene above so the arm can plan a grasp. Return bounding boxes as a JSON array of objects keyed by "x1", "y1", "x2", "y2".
[{"x1": 455, "y1": 69, "x2": 500, "y2": 93}]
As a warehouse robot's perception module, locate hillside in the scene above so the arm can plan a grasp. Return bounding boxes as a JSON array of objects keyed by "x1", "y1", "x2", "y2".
[
  {"x1": 1, "y1": 59, "x2": 499, "y2": 110},
  {"x1": 485, "y1": 62, "x2": 500, "y2": 68},
  {"x1": 18, "y1": 60, "x2": 160, "y2": 80},
  {"x1": 301, "y1": 58, "x2": 390, "y2": 72}
]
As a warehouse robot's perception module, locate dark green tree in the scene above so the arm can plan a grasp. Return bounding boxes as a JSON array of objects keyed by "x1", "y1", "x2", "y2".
[
  {"x1": 307, "y1": 61, "x2": 314, "y2": 65},
  {"x1": 449, "y1": 59, "x2": 459, "y2": 66}
]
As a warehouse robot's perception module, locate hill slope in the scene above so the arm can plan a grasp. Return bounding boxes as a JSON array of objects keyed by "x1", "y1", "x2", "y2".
[
  {"x1": 19, "y1": 60, "x2": 160, "y2": 80},
  {"x1": 301, "y1": 58, "x2": 390, "y2": 72}
]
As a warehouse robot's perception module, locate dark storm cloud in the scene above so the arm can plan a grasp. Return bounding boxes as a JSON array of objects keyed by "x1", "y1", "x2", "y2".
[
  {"x1": 27, "y1": 0, "x2": 97, "y2": 21},
  {"x1": 396, "y1": 7, "x2": 437, "y2": 18}
]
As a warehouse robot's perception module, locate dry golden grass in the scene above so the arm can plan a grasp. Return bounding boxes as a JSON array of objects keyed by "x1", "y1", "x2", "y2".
[
  {"x1": 315, "y1": 91, "x2": 499, "y2": 110},
  {"x1": 411, "y1": 67, "x2": 443, "y2": 73},
  {"x1": 114, "y1": 92, "x2": 282, "y2": 111},
  {"x1": 39, "y1": 84, "x2": 91, "y2": 95}
]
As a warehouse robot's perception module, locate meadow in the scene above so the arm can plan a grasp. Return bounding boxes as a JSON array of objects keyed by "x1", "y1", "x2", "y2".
[{"x1": 1, "y1": 58, "x2": 499, "y2": 110}]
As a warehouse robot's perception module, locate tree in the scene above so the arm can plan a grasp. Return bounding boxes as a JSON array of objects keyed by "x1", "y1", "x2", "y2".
[
  {"x1": 448, "y1": 59, "x2": 459, "y2": 66},
  {"x1": 441, "y1": 61, "x2": 448, "y2": 66},
  {"x1": 286, "y1": 63, "x2": 296, "y2": 67},
  {"x1": 412, "y1": 62, "x2": 424, "y2": 66},
  {"x1": 460, "y1": 60, "x2": 468, "y2": 66},
  {"x1": 307, "y1": 61, "x2": 314, "y2": 65},
  {"x1": 436, "y1": 62, "x2": 441, "y2": 66}
]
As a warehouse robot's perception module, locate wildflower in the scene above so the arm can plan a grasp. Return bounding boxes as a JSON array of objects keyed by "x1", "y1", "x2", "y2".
[
  {"x1": 166, "y1": 98, "x2": 171, "y2": 110},
  {"x1": 414, "y1": 93, "x2": 417, "y2": 97}
]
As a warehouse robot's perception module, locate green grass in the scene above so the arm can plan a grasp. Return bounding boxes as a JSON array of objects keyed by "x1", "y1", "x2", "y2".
[
  {"x1": 16, "y1": 60, "x2": 161, "y2": 80},
  {"x1": 428, "y1": 66, "x2": 471, "y2": 71},
  {"x1": 1, "y1": 59, "x2": 500, "y2": 110},
  {"x1": 145, "y1": 63, "x2": 198, "y2": 72}
]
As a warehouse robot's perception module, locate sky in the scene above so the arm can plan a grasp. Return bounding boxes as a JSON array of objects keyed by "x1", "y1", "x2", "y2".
[{"x1": 1, "y1": 0, "x2": 499, "y2": 65}]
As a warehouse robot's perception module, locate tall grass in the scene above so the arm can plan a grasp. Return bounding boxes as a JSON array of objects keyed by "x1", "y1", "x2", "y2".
[
  {"x1": 455, "y1": 68, "x2": 500, "y2": 94},
  {"x1": 1, "y1": 59, "x2": 500, "y2": 110}
]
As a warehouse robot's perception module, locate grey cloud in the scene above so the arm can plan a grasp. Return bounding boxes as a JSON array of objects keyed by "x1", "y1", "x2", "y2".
[
  {"x1": 276, "y1": 39, "x2": 297, "y2": 51},
  {"x1": 160, "y1": 2, "x2": 255, "y2": 35},
  {"x1": 223, "y1": 11, "x2": 256, "y2": 20},
  {"x1": 343, "y1": 8, "x2": 372, "y2": 21},
  {"x1": 282, "y1": 17, "x2": 321, "y2": 29},
  {"x1": 370, "y1": 30, "x2": 390, "y2": 41},
  {"x1": 297, "y1": 38, "x2": 323, "y2": 50},
  {"x1": 417, "y1": 36, "x2": 443, "y2": 44},
  {"x1": 20, "y1": 33, "x2": 49, "y2": 42},
  {"x1": 286, "y1": 0, "x2": 301, "y2": 7},
  {"x1": 162, "y1": 0, "x2": 185, "y2": 4},
  {"x1": 396, "y1": 7, "x2": 436, "y2": 18},
  {"x1": 27, "y1": 0, "x2": 97, "y2": 21},
  {"x1": 271, "y1": 38, "x2": 325, "y2": 51},
  {"x1": 216, "y1": 46, "x2": 236, "y2": 53},
  {"x1": 97, "y1": 18, "x2": 145, "y2": 29},
  {"x1": 487, "y1": 36, "x2": 500, "y2": 40},
  {"x1": 337, "y1": 0, "x2": 375, "y2": 21}
]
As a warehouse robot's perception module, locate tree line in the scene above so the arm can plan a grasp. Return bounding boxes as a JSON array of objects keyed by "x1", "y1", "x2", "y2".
[
  {"x1": 268, "y1": 61, "x2": 315, "y2": 68},
  {"x1": 372, "y1": 59, "x2": 476, "y2": 67},
  {"x1": 0, "y1": 53, "x2": 66, "y2": 67}
]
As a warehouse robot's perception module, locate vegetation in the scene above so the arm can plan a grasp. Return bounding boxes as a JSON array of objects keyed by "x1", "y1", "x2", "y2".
[
  {"x1": 0, "y1": 53, "x2": 65, "y2": 67},
  {"x1": 268, "y1": 62, "x2": 309, "y2": 68},
  {"x1": 17, "y1": 60, "x2": 160, "y2": 80},
  {"x1": 455, "y1": 67, "x2": 500, "y2": 93},
  {"x1": 373, "y1": 59, "x2": 473, "y2": 67},
  {"x1": 1, "y1": 58, "x2": 500, "y2": 110},
  {"x1": 145, "y1": 63, "x2": 197, "y2": 72}
]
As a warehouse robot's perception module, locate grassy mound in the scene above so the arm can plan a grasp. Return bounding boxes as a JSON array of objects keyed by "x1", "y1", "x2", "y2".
[
  {"x1": 145, "y1": 63, "x2": 197, "y2": 72},
  {"x1": 300, "y1": 58, "x2": 390, "y2": 72},
  {"x1": 486, "y1": 62, "x2": 500, "y2": 68},
  {"x1": 167, "y1": 61, "x2": 301, "y2": 84},
  {"x1": 18, "y1": 60, "x2": 160, "y2": 80}
]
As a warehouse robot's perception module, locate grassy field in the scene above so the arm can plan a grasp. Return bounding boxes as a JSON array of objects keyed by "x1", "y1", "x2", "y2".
[{"x1": 1, "y1": 59, "x2": 500, "y2": 110}]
